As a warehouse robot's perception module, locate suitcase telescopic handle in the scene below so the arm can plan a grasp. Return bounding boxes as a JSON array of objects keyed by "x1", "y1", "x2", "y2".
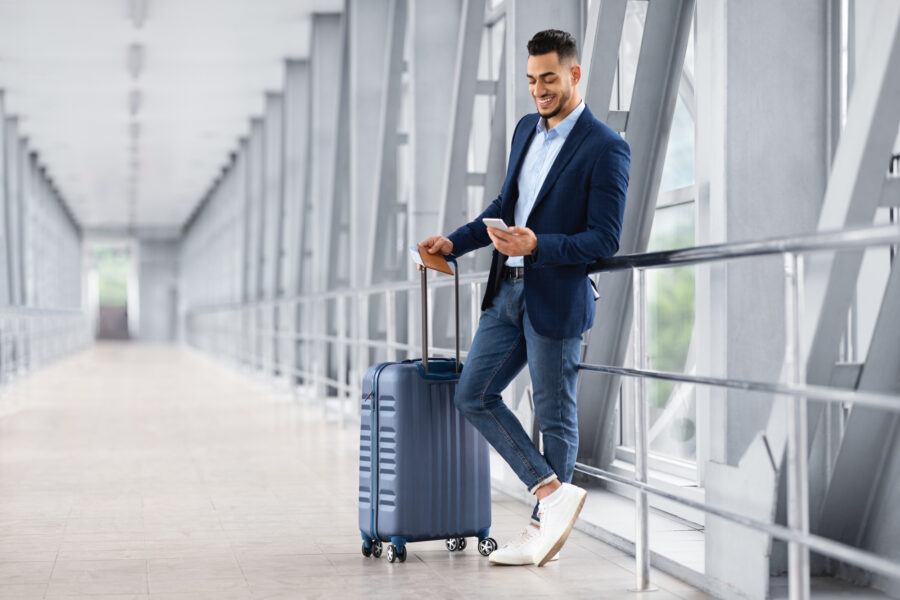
[{"x1": 420, "y1": 257, "x2": 460, "y2": 375}]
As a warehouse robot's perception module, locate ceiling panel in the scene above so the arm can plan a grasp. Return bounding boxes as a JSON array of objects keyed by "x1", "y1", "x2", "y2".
[{"x1": 0, "y1": 0, "x2": 342, "y2": 230}]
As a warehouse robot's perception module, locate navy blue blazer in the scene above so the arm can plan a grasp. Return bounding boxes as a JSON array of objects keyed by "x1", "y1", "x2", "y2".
[{"x1": 447, "y1": 104, "x2": 630, "y2": 339}]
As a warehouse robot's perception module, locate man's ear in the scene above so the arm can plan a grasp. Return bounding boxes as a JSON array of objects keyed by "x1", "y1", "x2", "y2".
[{"x1": 570, "y1": 64, "x2": 582, "y2": 85}]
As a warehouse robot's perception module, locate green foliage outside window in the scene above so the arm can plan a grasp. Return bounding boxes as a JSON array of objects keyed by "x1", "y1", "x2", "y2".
[
  {"x1": 94, "y1": 248, "x2": 130, "y2": 307},
  {"x1": 646, "y1": 204, "x2": 696, "y2": 460}
]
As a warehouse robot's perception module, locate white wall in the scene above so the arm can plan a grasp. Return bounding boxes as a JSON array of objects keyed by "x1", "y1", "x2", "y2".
[{"x1": 137, "y1": 239, "x2": 179, "y2": 342}]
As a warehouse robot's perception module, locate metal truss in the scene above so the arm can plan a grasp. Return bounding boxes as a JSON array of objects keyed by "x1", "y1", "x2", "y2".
[
  {"x1": 577, "y1": 0, "x2": 696, "y2": 466},
  {"x1": 802, "y1": 2, "x2": 900, "y2": 585},
  {"x1": 0, "y1": 90, "x2": 86, "y2": 383},
  {"x1": 179, "y1": 1, "x2": 694, "y2": 441}
]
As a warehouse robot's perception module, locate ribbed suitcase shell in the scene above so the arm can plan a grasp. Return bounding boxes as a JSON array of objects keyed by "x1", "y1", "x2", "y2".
[{"x1": 358, "y1": 358, "x2": 491, "y2": 545}]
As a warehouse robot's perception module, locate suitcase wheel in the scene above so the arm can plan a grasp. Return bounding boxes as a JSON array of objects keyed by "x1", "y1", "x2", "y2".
[
  {"x1": 371, "y1": 540, "x2": 383, "y2": 558},
  {"x1": 445, "y1": 537, "x2": 467, "y2": 552},
  {"x1": 386, "y1": 544, "x2": 407, "y2": 563},
  {"x1": 477, "y1": 537, "x2": 498, "y2": 556}
]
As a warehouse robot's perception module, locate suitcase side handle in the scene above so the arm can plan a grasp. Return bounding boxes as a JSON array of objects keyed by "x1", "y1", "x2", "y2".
[{"x1": 421, "y1": 257, "x2": 460, "y2": 375}]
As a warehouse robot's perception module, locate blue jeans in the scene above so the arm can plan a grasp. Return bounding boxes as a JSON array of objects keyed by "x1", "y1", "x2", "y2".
[{"x1": 454, "y1": 279, "x2": 582, "y2": 523}]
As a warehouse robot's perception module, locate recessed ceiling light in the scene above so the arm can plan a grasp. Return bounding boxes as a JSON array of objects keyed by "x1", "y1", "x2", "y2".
[
  {"x1": 130, "y1": 0, "x2": 148, "y2": 28},
  {"x1": 129, "y1": 90, "x2": 142, "y2": 116},
  {"x1": 127, "y1": 44, "x2": 144, "y2": 79}
]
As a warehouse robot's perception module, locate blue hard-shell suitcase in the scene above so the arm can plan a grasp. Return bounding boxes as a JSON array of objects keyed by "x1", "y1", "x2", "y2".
[{"x1": 358, "y1": 261, "x2": 496, "y2": 563}]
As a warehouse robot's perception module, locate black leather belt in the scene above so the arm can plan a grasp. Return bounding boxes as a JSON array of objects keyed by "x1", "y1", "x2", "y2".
[{"x1": 502, "y1": 266, "x2": 525, "y2": 280}]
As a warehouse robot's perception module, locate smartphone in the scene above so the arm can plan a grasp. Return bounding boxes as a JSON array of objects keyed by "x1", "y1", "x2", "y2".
[{"x1": 482, "y1": 218, "x2": 510, "y2": 232}]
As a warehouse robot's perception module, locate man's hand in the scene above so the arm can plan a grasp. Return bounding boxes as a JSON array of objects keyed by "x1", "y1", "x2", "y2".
[
  {"x1": 487, "y1": 226, "x2": 537, "y2": 257},
  {"x1": 420, "y1": 235, "x2": 453, "y2": 256}
]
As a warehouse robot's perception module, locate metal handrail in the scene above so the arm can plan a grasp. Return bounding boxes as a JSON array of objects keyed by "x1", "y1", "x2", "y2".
[
  {"x1": 0, "y1": 306, "x2": 86, "y2": 316},
  {"x1": 573, "y1": 463, "x2": 900, "y2": 582},
  {"x1": 577, "y1": 363, "x2": 900, "y2": 412},
  {"x1": 186, "y1": 223, "x2": 899, "y2": 316},
  {"x1": 185, "y1": 270, "x2": 487, "y2": 315},
  {"x1": 578, "y1": 222, "x2": 900, "y2": 597},
  {"x1": 184, "y1": 222, "x2": 900, "y2": 598},
  {"x1": 589, "y1": 223, "x2": 900, "y2": 272},
  {"x1": 0, "y1": 308, "x2": 91, "y2": 388}
]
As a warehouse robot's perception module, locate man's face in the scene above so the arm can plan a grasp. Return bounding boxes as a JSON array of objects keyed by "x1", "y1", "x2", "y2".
[{"x1": 526, "y1": 51, "x2": 579, "y2": 120}]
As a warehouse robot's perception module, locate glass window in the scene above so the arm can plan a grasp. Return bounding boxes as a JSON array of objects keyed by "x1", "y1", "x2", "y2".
[
  {"x1": 646, "y1": 204, "x2": 696, "y2": 463},
  {"x1": 617, "y1": 85, "x2": 698, "y2": 470},
  {"x1": 659, "y1": 96, "x2": 695, "y2": 192}
]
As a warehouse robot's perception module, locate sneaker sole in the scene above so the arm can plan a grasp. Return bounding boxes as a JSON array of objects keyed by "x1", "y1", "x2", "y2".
[
  {"x1": 534, "y1": 491, "x2": 586, "y2": 567},
  {"x1": 490, "y1": 553, "x2": 559, "y2": 566},
  {"x1": 489, "y1": 556, "x2": 532, "y2": 566}
]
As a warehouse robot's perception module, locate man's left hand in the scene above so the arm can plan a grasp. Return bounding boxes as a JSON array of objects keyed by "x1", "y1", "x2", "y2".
[{"x1": 487, "y1": 226, "x2": 538, "y2": 257}]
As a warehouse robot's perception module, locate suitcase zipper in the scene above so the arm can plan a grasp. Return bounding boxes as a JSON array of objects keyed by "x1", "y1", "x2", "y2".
[{"x1": 370, "y1": 363, "x2": 389, "y2": 542}]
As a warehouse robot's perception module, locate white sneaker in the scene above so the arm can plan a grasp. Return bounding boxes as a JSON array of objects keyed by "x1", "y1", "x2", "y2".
[
  {"x1": 533, "y1": 482, "x2": 587, "y2": 567},
  {"x1": 489, "y1": 526, "x2": 559, "y2": 565}
]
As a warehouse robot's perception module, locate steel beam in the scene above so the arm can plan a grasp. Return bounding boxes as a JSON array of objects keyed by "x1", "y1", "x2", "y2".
[
  {"x1": 247, "y1": 118, "x2": 265, "y2": 368},
  {"x1": 282, "y1": 61, "x2": 311, "y2": 299},
  {"x1": 304, "y1": 12, "x2": 345, "y2": 395},
  {"x1": 20, "y1": 143, "x2": 32, "y2": 309},
  {"x1": 436, "y1": 0, "x2": 487, "y2": 236},
  {"x1": 581, "y1": 0, "x2": 628, "y2": 121},
  {"x1": 328, "y1": 25, "x2": 351, "y2": 293},
  {"x1": 801, "y1": 1, "x2": 900, "y2": 391},
  {"x1": 409, "y1": 0, "x2": 463, "y2": 250},
  {"x1": 577, "y1": 0, "x2": 696, "y2": 465},
  {"x1": 753, "y1": 0, "x2": 900, "y2": 463},
  {"x1": 282, "y1": 60, "x2": 311, "y2": 384},
  {"x1": 476, "y1": 41, "x2": 507, "y2": 274},
  {"x1": 5, "y1": 119, "x2": 23, "y2": 306},
  {"x1": 0, "y1": 94, "x2": 8, "y2": 306},
  {"x1": 263, "y1": 92, "x2": 285, "y2": 374},
  {"x1": 263, "y1": 92, "x2": 285, "y2": 301},
  {"x1": 236, "y1": 138, "x2": 250, "y2": 305},
  {"x1": 325, "y1": 13, "x2": 353, "y2": 396},
  {"x1": 246, "y1": 118, "x2": 265, "y2": 304},
  {"x1": 816, "y1": 259, "x2": 900, "y2": 561},
  {"x1": 364, "y1": 0, "x2": 406, "y2": 287},
  {"x1": 347, "y1": 0, "x2": 393, "y2": 287},
  {"x1": 305, "y1": 13, "x2": 344, "y2": 295}
]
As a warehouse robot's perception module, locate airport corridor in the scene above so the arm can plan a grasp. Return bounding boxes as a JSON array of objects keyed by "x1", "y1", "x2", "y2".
[{"x1": 0, "y1": 344, "x2": 705, "y2": 599}]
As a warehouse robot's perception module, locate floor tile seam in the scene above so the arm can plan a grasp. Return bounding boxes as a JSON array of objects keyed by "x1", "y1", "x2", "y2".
[
  {"x1": 144, "y1": 553, "x2": 151, "y2": 595},
  {"x1": 42, "y1": 539, "x2": 61, "y2": 600},
  {"x1": 227, "y1": 528, "x2": 252, "y2": 589}
]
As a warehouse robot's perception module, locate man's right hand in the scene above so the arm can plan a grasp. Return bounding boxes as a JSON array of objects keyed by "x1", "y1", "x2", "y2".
[{"x1": 420, "y1": 235, "x2": 453, "y2": 256}]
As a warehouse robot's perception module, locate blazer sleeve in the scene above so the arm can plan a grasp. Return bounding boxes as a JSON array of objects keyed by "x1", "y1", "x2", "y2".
[
  {"x1": 445, "y1": 194, "x2": 503, "y2": 258},
  {"x1": 446, "y1": 116, "x2": 529, "y2": 258},
  {"x1": 526, "y1": 136, "x2": 630, "y2": 268}
]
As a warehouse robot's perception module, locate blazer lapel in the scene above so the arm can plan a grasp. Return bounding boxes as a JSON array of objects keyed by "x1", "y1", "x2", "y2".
[
  {"x1": 527, "y1": 107, "x2": 594, "y2": 221},
  {"x1": 503, "y1": 115, "x2": 538, "y2": 222}
]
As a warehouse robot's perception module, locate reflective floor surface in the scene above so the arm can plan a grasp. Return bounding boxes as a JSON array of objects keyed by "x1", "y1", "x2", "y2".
[{"x1": 0, "y1": 343, "x2": 708, "y2": 599}]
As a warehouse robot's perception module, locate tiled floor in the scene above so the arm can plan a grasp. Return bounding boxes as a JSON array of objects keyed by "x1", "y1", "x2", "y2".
[{"x1": 0, "y1": 343, "x2": 709, "y2": 599}]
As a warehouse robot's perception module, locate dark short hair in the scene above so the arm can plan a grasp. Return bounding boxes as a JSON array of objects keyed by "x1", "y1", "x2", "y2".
[{"x1": 527, "y1": 29, "x2": 578, "y2": 63}]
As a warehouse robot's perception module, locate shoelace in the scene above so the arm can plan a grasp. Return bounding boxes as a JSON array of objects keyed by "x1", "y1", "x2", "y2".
[{"x1": 503, "y1": 527, "x2": 538, "y2": 549}]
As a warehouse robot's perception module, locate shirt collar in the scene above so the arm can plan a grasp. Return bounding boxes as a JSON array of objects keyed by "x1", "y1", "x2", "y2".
[{"x1": 536, "y1": 100, "x2": 585, "y2": 139}]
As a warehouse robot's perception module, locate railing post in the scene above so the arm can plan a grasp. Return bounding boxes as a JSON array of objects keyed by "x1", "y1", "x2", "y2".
[
  {"x1": 470, "y1": 281, "x2": 480, "y2": 335},
  {"x1": 631, "y1": 266, "x2": 653, "y2": 592},
  {"x1": 386, "y1": 290, "x2": 397, "y2": 363},
  {"x1": 337, "y1": 294, "x2": 349, "y2": 422},
  {"x1": 784, "y1": 252, "x2": 811, "y2": 600},
  {"x1": 357, "y1": 292, "x2": 368, "y2": 415}
]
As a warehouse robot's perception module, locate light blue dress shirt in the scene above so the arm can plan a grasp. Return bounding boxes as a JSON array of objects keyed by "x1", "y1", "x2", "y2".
[{"x1": 506, "y1": 101, "x2": 586, "y2": 267}]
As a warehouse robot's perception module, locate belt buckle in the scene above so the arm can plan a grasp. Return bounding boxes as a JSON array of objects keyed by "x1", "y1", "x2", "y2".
[{"x1": 506, "y1": 266, "x2": 523, "y2": 280}]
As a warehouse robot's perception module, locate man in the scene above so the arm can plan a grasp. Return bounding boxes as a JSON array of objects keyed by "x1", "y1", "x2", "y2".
[{"x1": 420, "y1": 29, "x2": 630, "y2": 566}]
